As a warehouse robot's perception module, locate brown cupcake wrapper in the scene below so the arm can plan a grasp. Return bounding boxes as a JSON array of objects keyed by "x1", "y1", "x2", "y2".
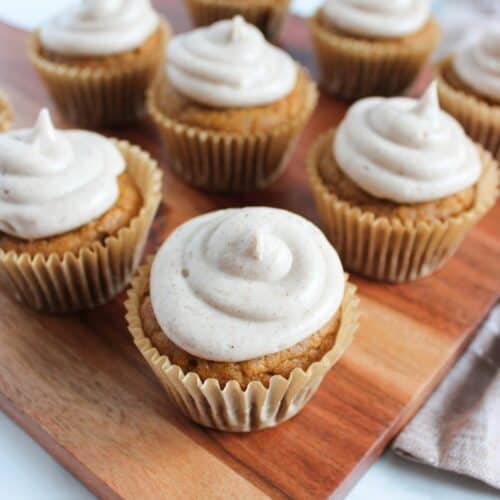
[
  {"x1": 147, "y1": 73, "x2": 318, "y2": 193},
  {"x1": 307, "y1": 131, "x2": 498, "y2": 283},
  {"x1": 0, "y1": 141, "x2": 163, "y2": 313},
  {"x1": 0, "y1": 90, "x2": 13, "y2": 132},
  {"x1": 185, "y1": 0, "x2": 290, "y2": 41},
  {"x1": 309, "y1": 13, "x2": 440, "y2": 100},
  {"x1": 27, "y1": 21, "x2": 170, "y2": 128},
  {"x1": 125, "y1": 259, "x2": 359, "y2": 431},
  {"x1": 436, "y1": 57, "x2": 500, "y2": 161}
]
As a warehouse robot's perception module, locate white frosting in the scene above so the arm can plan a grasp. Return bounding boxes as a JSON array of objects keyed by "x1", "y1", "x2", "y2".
[
  {"x1": 39, "y1": 0, "x2": 159, "y2": 56},
  {"x1": 323, "y1": 0, "x2": 430, "y2": 39},
  {"x1": 150, "y1": 207, "x2": 345, "y2": 363},
  {"x1": 0, "y1": 109, "x2": 125, "y2": 240},
  {"x1": 166, "y1": 16, "x2": 298, "y2": 108},
  {"x1": 453, "y1": 31, "x2": 500, "y2": 102},
  {"x1": 334, "y1": 82, "x2": 482, "y2": 204}
]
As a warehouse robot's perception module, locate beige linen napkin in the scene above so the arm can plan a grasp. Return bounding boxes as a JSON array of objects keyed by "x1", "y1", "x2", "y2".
[{"x1": 392, "y1": 304, "x2": 500, "y2": 490}]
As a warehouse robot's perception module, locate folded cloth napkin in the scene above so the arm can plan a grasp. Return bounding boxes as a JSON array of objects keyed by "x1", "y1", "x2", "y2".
[{"x1": 392, "y1": 304, "x2": 500, "y2": 490}]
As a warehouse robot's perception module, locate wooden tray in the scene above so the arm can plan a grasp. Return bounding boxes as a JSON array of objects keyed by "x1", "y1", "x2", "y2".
[{"x1": 0, "y1": 3, "x2": 498, "y2": 499}]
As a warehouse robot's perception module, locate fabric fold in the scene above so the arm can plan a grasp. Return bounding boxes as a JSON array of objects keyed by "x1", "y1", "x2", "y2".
[{"x1": 393, "y1": 304, "x2": 500, "y2": 490}]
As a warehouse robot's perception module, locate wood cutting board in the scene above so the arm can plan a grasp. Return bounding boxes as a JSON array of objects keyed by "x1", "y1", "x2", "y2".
[{"x1": 0, "y1": 2, "x2": 498, "y2": 499}]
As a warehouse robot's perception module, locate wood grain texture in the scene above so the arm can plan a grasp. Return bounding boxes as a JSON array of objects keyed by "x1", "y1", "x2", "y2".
[{"x1": 0, "y1": 2, "x2": 499, "y2": 499}]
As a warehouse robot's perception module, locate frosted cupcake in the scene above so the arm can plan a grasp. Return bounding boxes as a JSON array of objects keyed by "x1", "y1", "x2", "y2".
[
  {"x1": 0, "y1": 91, "x2": 12, "y2": 132},
  {"x1": 28, "y1": 0, "x2": 170, "y2": 128},
  {"x1": 309, "y1": 0, "x2": 440, "y2": 100},
  {"x1": 0, "y1": 109, "x2": 162, "y2": 312},
  {"x1": 185, "y1": 0, "x2": 290, "y2": 41},
  {"x1": 148, "y1": 16, "x2": 318, "y2": 193},
  {"x1": 437, "y1": 32, "x2": 500, "y2": 160},
  {"x1": 126, "y1": 207, "x2": 358, "y2": 431},
  {"x1": 307, "y1": 82, "x2": 498, "y2": 282}
]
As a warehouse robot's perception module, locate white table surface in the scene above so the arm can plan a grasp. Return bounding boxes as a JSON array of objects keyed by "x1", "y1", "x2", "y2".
[{"x1": 0, "y1": 2, "x2": 499, "y2": 499}]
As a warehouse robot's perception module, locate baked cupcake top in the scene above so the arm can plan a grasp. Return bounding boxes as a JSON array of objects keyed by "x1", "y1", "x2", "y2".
[
  {"x1": 39, "y1": 0, "x2": 159, "y2": 56},
  {"x1": 322, "y1": 0, "x2": 430, "y2": 39},
  {"x1": 0, "y1": 109, "x2": 125, "y2": 240},
  {"x1": 166, "y1": 16, "x2": 297, "y2": 108},
  {"x1": 150, "y1": 207, "x2": 345, "y2": 362},
  {"x1": 333, "y1": 82, "x2": 481, "y2": 203},
  {"x1": 453, "y1": 31, "x2": 500, "y2": 103}
]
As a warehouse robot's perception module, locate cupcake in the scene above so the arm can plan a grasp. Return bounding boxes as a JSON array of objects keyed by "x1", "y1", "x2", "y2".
[
  {"x1": 28, "y1": 0, "x2": 170, "y2": 128},
  {"x1": 0, "y1": 109, "x2": 162, "y2": 313},
  {"x1": 437, "y1": 31, "x2": 500, "y2": 160},
  {"x1": 0, "y1": 91, "x2": 12, "y2": 132},
  {"x1": 307, "y1": 82, "x2": 498, "y2": 282},
  {"x1": 126, "y1": 207, "x2": 358, "y2": 431},
  {"x1": 148, "y1": 16, "x2": 318, "y2": 193},
  {"x1": 185, "y1": 0, "x2": 290, "y2": 41},
  {"x1": 309, "y1": 0, "x2": 440, "y2": 100}
]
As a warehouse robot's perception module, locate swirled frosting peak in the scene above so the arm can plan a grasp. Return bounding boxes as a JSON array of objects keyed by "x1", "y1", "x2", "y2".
[
  {"x1": 323, "y1": 0, "x2": 430, "y2": 39},
  {"x1": 453, "y1": 31, "x2": 500, "y2": 102},
  {"x1": 166, "y1": 16, "x2": 298, "y2": 108},
  {"x1": 150, "y1": 207, "x2": 345, "y2": 362},
  {"x1": 0, "y1": 109, "x2": 125, "y2": 240},
  {"x1": 334, "y1": 81, "x2": 482, "y2": 203},
  {"x1": 39, "y1": 0, "x2": 159, "y2": 56}
]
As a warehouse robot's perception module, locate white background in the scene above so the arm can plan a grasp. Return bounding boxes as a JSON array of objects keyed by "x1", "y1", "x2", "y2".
[{"x1": 0, "y1": 2, "x2": 499, "y2": 499}]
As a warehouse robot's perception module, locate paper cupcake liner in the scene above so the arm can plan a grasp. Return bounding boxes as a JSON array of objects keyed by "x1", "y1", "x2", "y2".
[
  {"x1": 0, "y1": 90, "x2": 13, "y2": 132},
  {"x1": 307, "y1": 131, "x2": 498, "y2": 283},
  {"x1": 147, "y1": 74, "x2": 318, "y2": 193},
  {"x1": 436, "y1": 57, "x2": 500, "y2": 161},
  {"x1": 309, "y1": 13, "x2": 440, "y2": 100},
  {"x1": 27, "y1": 21, "x2": 170, "y2": 128},
  {"x1": 125, "y1": 260, "x2": 359, "y2": 431},
  {"x1": 0, "y1": 141, "x2": 162, "y2": 313},
  {"x1": 185, "y1": 0, "x2": 290, "y2": 41}
]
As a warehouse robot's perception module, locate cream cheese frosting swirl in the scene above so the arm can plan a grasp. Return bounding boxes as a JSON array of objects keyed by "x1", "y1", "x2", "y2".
[
  {"x1": 334, "y1": 82, "x2": 482, "y2": 204},
  {"x1": 150, "y1": 207, "x2": 345, "y2": 362},
  {"x1": 322, "y1": 0, "x2": 430, "y2": 39},
  {"x1": 166, "y1": 16, "x2": 298, "y2": 108},
  {"x1": 453, "y1": 31, "x2": 500, "y2": 102},
  {"x1": 39, "y1": 0, "x2": 159, "y2": 56},
  {"x1": 0, "y1": 109, "x2": 125, "y2": 240}
]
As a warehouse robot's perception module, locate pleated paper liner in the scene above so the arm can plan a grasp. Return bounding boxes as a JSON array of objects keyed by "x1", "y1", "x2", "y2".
[
  {"x1": 0, "y1": 90, "x2": 13, "y2": 132},
  {"x1": 125, "y1": 259, "x2": 359, "y2": 432},
  {"x1": 27, "y1": 21, "x2": 170, "y2": 128},
  {"x1": 0, "y1": 141, "x2": 162, "y2": 313},
  {"x1": 185, "y1": 0, "x2": 290, "y2": 41},
  {"x1": 436, "y1": 57, "x2": 500, "y2": 161},
  {"x1": 309, "y1": 12, "x2": 440, "y2": 100},
  {"x1": 147, "y1": 73, "x2": 318, "y2": 193},
  {"x1": 307, "y1": 130, "x2": 498, "y2": 283}
]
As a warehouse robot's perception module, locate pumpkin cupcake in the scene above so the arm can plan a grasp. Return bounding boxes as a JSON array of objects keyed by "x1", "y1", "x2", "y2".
[
  {"x1": 148, "y1": 16, "x2": 318, "y2": 193},
  {"x1": 0, "y1": 91, "x2": 12, "y2": 132},
  {"x1": 185, "y1": 0, "x2": 290, "y2": 41},
  {"x1": 28, "y1": 0, "x2": 170, "y2": 128},
  {"x1": 307, "y1": 82, "x2": 498, "y2": 282},
  {"x1": 0, "y1": 109, "x2": 162, "y2": 313},
  {"x1": 437, "y1": 31, "x2": 500, "y2": 160},
  {"x1": 309, "y1": 0, "x2": 440, "y2": 100},
  {"x1": 126, "y1": 207, "x2": 359, "y2": 431}
]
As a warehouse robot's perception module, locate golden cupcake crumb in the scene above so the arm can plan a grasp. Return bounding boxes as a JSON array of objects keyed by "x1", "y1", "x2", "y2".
[
  {"x1": 152, "y1": 67, "x2": 313, "y2": 135},
  {"x1": 0, "y1": 172, "x2": 142, "y2": 257},
  {"x1": 139, "y1": 292, "x2": 341, "y2": 389},
  {"x1": 310, "y1": 10, "x2": 440, "y2": 99},
  {"x1": 36, "y1": 24, "x2": 165, "y2": 69},
  {"x1": 185, "y1": 0, "x2": 290, "y2": 41},
  {"x1": 316, "y1": 130, "x2": 476, "y2": 224},
  {"x1": 439, "y1": 57, "x2": 498, "y2": 107},
  {"x1": 316, "y1": 9, "x2": 438, "y2": 45}
]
